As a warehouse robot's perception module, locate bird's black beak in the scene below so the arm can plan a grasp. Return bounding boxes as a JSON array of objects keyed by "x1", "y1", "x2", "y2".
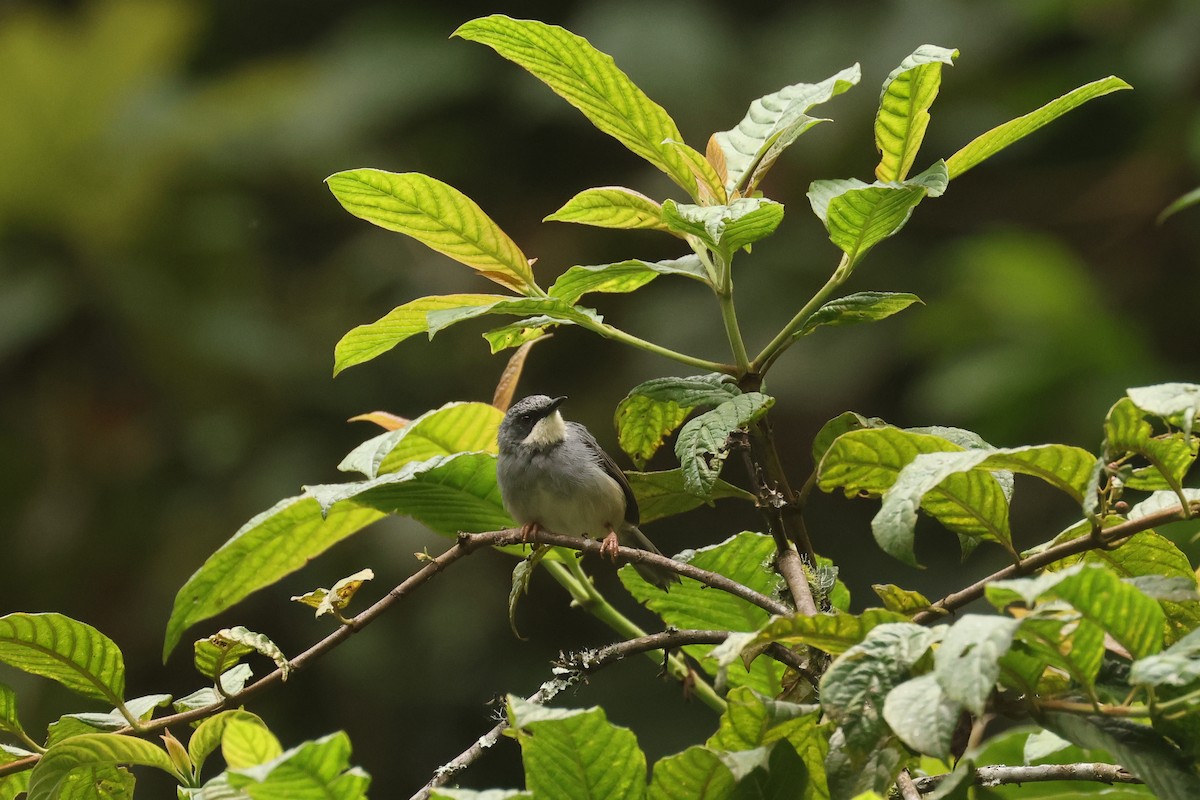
[{"x1": 549, "y1": 396, "x2": 567, "y2": 411}]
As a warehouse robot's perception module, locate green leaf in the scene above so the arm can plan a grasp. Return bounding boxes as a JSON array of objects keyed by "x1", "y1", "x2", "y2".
[
  {"x1": 163, "y1": 497, "x2": 385, "y2": 660},
  {"x1": 648, "y1": 746, "x2": 735, "y2": 800},
  {"x1": 45, "y1": 695, "x2": 172, "y2": 747},
  {"x1": 225, "y1": 732, "x2": 369, "y2": 799},
  {"x1": 544, "y1": 186, "x2": 671, "y2": 232},
  {"x1": 615, "y1": 374, "x2": 740, "y2": 467},
  {"x1": 291, "y1": 568, "x2": 375, "y2": 620},
  {"x1": 747, "y1": 608, "x2": 910, "y2": 656},
  {"x1": 807, "y1": 162, "x2": 947, "y2": 267},
  {"x1": 548, "y1": 256, "x2": 709, "y2": 305},
  {"x1": 1041, "y1": 713, "x2": 1200, "y2": 800},
  {"x1": 509, "y1": 547, "x2": 550, "y2": 639},
  {"x1": 988, "y1": 564, "x2": 1164, "y2": 659},
  {"x1": 326, "y1": 169, "x2": 535, "y2": 294},
  {"x1": 662, "y1": 198, "x2": 784, "y2": 258},
  {"x1": 1127, "y1": 382, "x2": 1200, "y2": 438},
  {"x1": 1158, "y1": 186, "x2": 1200, "y2": 225},
  {"x1": 945, "y1": 76, "x2": 1132, "y2": 179},
  {"x1": 333, "y1": 293, "x2": 500, "y2": 375},
  {"x1": 934, "y1": 615, "x2": 1020, "y2": 714},
  {"x1": 1130, "y1": 627, "x2": 1200, "y2": 688},
  {"x1": 811, "y1": 411, "x2": 887, "y2": 465},
  {"x1": 882, "y1": 673, "x2": 962, "y2": 758},
  {"x1": 37, "y1": 765, "x2": 134, "y2": 800},
  {"x1": 662, "y1": 139, "x2": 728, "y2": 203},
  {"x1": 338, "y1": 402, "x2": 503, "y2": 479},
  {"x1": 875, "y1": 45, "x2": 958, "y2": 182},
  {"x1": 871, "y1": 585, "x2": 934, "y2": 617},
  {"x1": 706, "y1": 687, "x2": 828, "y2": 800},
  {"x1": 431, "y1": 791, "x2": 531, "y2": 800},
  {"x1": 824, "y1": 730, "x2": 906, "y2": 800},
  {"x1": 1104, "y1": 397, "x2": 1197, "y2": 492},
  {"x1": 188, "y1": 710, "x2": 271, "y2": 774},
  {"x1": 424, "y1": 296, "x2": 601, "y2": 339},
  {"x1": 453, "y1": 15, "x2": 698, "y2": 197},
  {"x1": 172, "y1": 665, "x2": 253, "y2": 719},
  {"x1": 27, "y1": 734, "x2": 179, "y2": 800},
  {"x1": 713, "y1": 65, "x2": 860, "y2": 195},
  {"x1": 221, "y1": 716, "x2": 284, "y2": 769},
  {"x1": 728, "y1": 740, "x2": 809, "y2": 799},
  {"x1": 0, "y1": 613, "x2": 125, "y2": 705},
  {"x1": 306, "y1": 452, "x2": 512, "y2": 535},
  {"x1": 676, "y1": 393, "x2": 775, "y2": 497},
  {"x1": 794, "y1": 292, "x2": 922, "y2": 339},
  {"x1": 0, "y1": 684, "x2": 25, "y2": 742},
  {"x1": 507, "y1": 696, "x2": 645, "y2": 800},
  {"x1": 621, "y1": 533, "x2": 786, "y2": 695},
  {"x1": 482, "y1": 317, "x2": 558, "y2": 353},
  {"x1": 627, "y1": 469, "x2": 752, "y2": 523}
]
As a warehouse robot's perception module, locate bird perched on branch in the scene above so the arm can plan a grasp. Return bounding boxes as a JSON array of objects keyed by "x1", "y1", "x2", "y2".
[{"x1": 496, "y1": 394, "x2": 680, "y2": 589}]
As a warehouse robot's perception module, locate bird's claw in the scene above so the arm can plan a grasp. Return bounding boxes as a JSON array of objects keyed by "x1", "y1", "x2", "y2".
[
  {"x1": 600, "y1": 530, "x2": 620, "y2": 561},
  {"x1": 520, "y1": 523, "x2": 540, "y2": 544}
]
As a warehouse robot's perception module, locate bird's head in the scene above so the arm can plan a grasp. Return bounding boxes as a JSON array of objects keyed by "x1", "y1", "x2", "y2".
[{"x1": 498, "y1": 395, "x2": 568, "y2": 451}]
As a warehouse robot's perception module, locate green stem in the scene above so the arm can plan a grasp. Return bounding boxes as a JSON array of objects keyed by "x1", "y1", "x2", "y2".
[
  {"x1": 586, "y1": 321, "x2": 738, "y2": 375},
  {"x1": 15, "y1": 729, "x2": 45, "y2": 755},
  {"x1": 714, "y1": 252, "x2": 751, "y2": 374},
  {"x1": 751, "y1": 254, "x2": 851, "y2": 375},
  {"x1": 545, "y1": 560, "x2": 727, "y2": 713}
]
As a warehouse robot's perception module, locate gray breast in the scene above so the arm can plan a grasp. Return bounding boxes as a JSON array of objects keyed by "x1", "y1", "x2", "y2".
[{"x1": 498, "y1": 434, "x2": 626, "y2": 536}]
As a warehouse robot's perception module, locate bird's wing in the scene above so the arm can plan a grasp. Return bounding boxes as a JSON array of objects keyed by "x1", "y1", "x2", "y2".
[{"x1": 567, "y1": 421, "x2": 640, "y2": 526}]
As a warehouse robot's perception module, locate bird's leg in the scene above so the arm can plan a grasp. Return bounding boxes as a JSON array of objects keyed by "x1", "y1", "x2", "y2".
[
  {"x1": 520, "y1": 522, "x2": 542, "y2": 544},
  {"x1": 600, "y1": 528, "x2": 621, "y2": 561}
]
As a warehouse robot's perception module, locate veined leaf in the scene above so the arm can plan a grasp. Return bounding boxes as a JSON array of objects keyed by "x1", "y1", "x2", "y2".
[
  {"x1": 326, "y1": 170, "x2": 535, "y2": 293},
  {"x1": 0, "y1": 614, "x2": 125, "y2": 705},
  {"x1": 482, "y1": 317, "x2": 557, "y2": 353},
  {"x1": 1105, "y1": 397, "x2": 1197, "y2": 492},
  {"x1": 621, "y1": 533, "x2": 786, "y2": 696},
  {"x1": 794, "y1": 292, "x2": 922, "y2": 339},
  {"x1": 548, "y1": 256, "x2": 709, "y2": 305},
  {"x1": 615, "y1": 374, "x2": 740, "y2": 467},
  {"x1": 626, "y1": 469, "x2": 753, "y2": 524},
  {"x1": 453, "y1": 15, "x2": 698, "y2": 197},
  {"x1": 883, "y1": 674, "x2": 961, "y2": 758},
  {"x1": 432, "y1": 790, "x2": 531, "y2": 800},
  {"x1": 333, "y1": 293, "x2": 499, "y2": 376},
  {"x1": 676, "y1": 393, "x2": 774, "y2": 497},
  {"x1": 0, "y1": 684, "x2": 25, "y2": 742},
  {"x1": 27, "y1": 734, "x2": 178, "y2": 800},
  {"x1": 1130, "y1": 627, "x2": 1200, "y2": 688},
  {"x1": 663, "y1": 139, "x2": 727, "y2": 203},
  {"x1": 648, "y1": 746, "x2": 734, "y2": 800},
  {"x1": 945, "y1": 76, "x2": 1132, "y2": 179},
  {"x1": 713, "y1": 65, "x2": 860, "y2": 194},
  {"x1": 163, "y1": 497, "x2": 386, "y2": 659},
  {"x1": 811, "y1": 411, "x2": 888, "y2": 465},
  {"x1": 875, "y1": 45, "x2": 958, "y2": 182},
  {"x1": 1127, "y1": 382, "x2": 1200, "y2": 438},
  {"x1": 338, "y1": 402, "x2": 503, "y2": 479},
  {"x1": 934, "y1": 614, "x2": 1019, "y2": 714},
  {"x1": 221, "y1": 716, "x2": 283, "y2": 770},
  {"x1": 225, "y1": 732, "x2": 369, "y2": 798},
  {"x1": 808, "y1": 161, "x2": 947, "y2": 267},
  {"x1": 662, "y1": 198, "x2": 784, "y2": 257},
  {"x1": 507, "y1": 696, "x2": 645, "y2": 800},
  {"x1": 871, "y1": 585, "x2": 934, "y2": 617},
  {"x1": 307, "y1": 452, "x2": 511, "y2": 536},
  {"x1": 426, "y1": 296, "x2": 601, "y2": 337},
  {"x1": 748, "y1": 608, "x2": 910, "y2": 656},
  {"x1": 196, "y1": 627, "x2": 289, "y2": 683},
  {"x1": 188, "y1": 710, "x2": 271, "y2": 774},
  {"x1": 544, "y1": 187, "x2": 671, "y2": 232}
]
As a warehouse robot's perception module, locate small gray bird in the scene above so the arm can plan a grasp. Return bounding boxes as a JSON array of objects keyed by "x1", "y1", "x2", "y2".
[{"x1": 497, "y1": 395, "x2": 680, "y2": 589}]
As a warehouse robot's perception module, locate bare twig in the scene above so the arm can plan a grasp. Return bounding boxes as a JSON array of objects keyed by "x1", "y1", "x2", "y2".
[
  {"x1": 912, "y1": 501, "x2": 1200, "y2": 625},
  {"x1": 895, "y1": 769, "x2": 923, "y2": 800},
  {"x1": 912, "y1": 762, "x2": 1141, "y2": 793}
]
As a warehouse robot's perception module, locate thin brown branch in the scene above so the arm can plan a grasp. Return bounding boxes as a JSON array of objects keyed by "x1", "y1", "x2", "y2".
[
  {"x1": 895, "y1": 769, "x2": 922, "y2": 800},
  {"x1": 0, "y1": 526, "x2": 782, "y2": 780},
  {"x1": 912, "y1": 762, "x2": 1141, "y2": 793},
  {"x1": 411, "y1": 629, "x2": 818, "y2": 800},
  {"x1": 912, "y1": 501, "x2": 1200, "y2": 625}
]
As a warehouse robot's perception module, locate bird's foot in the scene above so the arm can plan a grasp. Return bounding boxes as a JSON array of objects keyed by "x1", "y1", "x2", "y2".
[
  {"x1": 520, "y1": 522, "x2": 541, "y2": 544},
  {"x1": 600, "y1": 530, "x2": 621, "y2": 561}
]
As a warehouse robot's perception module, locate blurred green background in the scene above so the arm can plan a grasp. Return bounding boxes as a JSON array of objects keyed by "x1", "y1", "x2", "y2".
[{"x1": 2, "y1": 0, "x2": 1198, "y2": 793}]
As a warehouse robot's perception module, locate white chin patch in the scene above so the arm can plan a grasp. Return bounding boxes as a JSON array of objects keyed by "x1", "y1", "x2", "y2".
[{"x1": 524, "y1": 410, "x2": 567, "y2": 447}]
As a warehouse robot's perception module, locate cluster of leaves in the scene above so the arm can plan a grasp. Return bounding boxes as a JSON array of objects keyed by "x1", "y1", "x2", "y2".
[{"x1": 3, "y1": 13, "x2": 1194, "y2": 800}]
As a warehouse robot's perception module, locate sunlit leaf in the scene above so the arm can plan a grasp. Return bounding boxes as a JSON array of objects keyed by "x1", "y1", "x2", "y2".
[
  {"x1": 1130, "y1": 628, "x2": 1200, "y2": 688},
  {"x1": 945, "y1": 76, "x2": 1132, "y2": 179},
  {"x1": 793, "y1": 292, "x2": 922, "y2": 339},
  {"x1": 713, "y1": 65, "x2": 860, "y2": 194},
  {"x1": 484, "y1": 319, "x2": 555, "y2": 355},
  {"x1": 748, "y1": 608, "x2": 910, "y2": 656},
  {"x1": 662, "y1": 198, "x2": 784, "y2": 257},
  {"x1": 614, "y1": 373, "x2": 740, "y2": 468},
  {"x1": 871, "y1": 584, "x2": 934, "y2": 617},
  {"x1": 225, "y1": 732, "x2": 369, "y2": 799},
  {"x1": 676, "y1": 393, "x2": 774, "y2": 497},
  {"x1": 163, "y1": 498, "x2": 385, "y2": 660},
  {"x1": 27, "y1": 734, "x2": 178, "y2": 800},
  {"x1": 1127, "y1": 382, "x2": 1200, "y2": 438},
  {"x1": 883, "y1": 673, "x2": 961, "y2": 758},
  {"x1": 934, "y1": 615, "x2": 1020, "y2": 714},
  {"x1": 291, "y1": 569, "x2": 374, "y2": 620},
  {"x1": 662, "y1": 139, "x2": 727, "y2": 203},
  {"x1": 1104, "y1": 397, "x2": 1197, "y2": 492},
  {"x1": 811, "y1": 411, "x2": 888, "y2": 465},
  {"x1": 188, "y1": 710, "x2": 271, "y2": 774},
  {"x1": 875, "y1": 45, "x2": 958, "y2": 182},
  {"x1": 647, "y1": 746, "x2": 734, "y2": 800},
  {"x1": 544, "y1": 186, "x2": 671, "y2": 232},
  {"x1": 0, "y1": 614, "x2": 125, "y2": 705},
  {"x1": 221, "y1": 716, "x2": 283, "y2": 770},
  {"x1": 326, "y1": 169, "x2": 535, "y2": 293},
  {"x1": 548, "y1": 256, "x2": 709, "y2": 305},
  {"x1": 338, "y1": 402, "x2": 503, "y2": 479},
  {"x1": 454, "y1": 15, "x2": 698, "y2": 196}
]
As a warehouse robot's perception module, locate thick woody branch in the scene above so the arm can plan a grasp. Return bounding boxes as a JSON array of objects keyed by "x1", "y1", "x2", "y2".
[
  {"x1": 913, "y1": 762, "x2": 1140, "y2": 793},
  {"x1": 913, "y1": 501, "x2": 1200, "y2": 625}
]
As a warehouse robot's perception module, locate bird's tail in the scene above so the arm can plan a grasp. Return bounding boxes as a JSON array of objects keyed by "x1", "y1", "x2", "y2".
[{"x1": 619, "y1": 523, "x2": 681, "y2": 590}]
